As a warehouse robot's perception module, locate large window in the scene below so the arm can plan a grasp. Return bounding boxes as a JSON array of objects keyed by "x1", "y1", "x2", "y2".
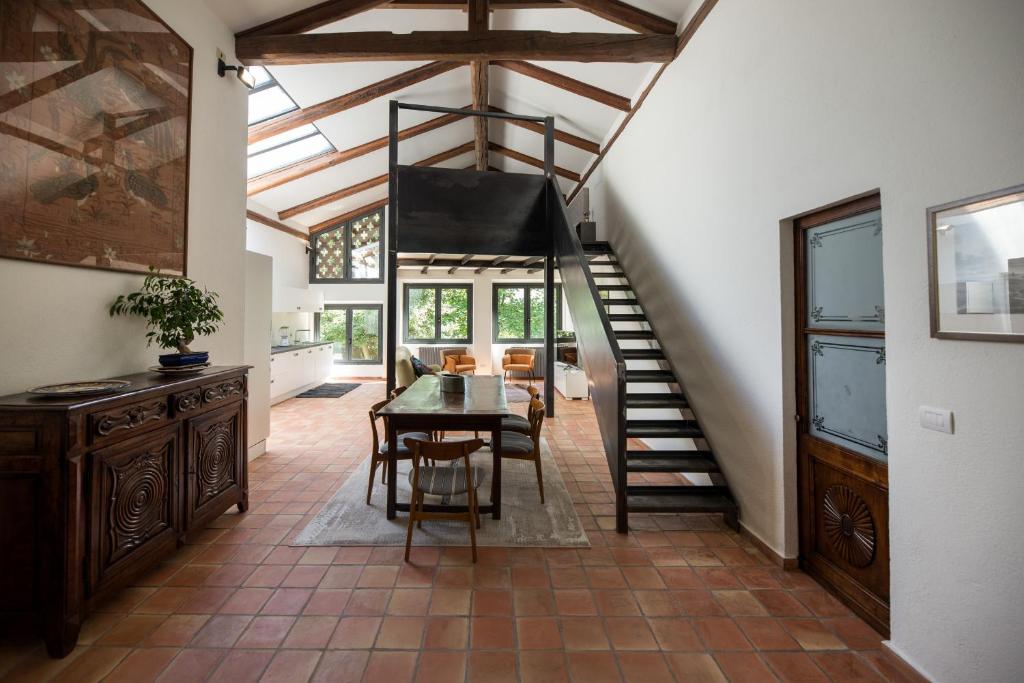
[
  {"x1": 246, "y1": 67, "x2": 334, "y2": 179},
  {"x1": 493, "y1": 284, "x2": 562, "y2": 343},
  {"x1": 310, "y1": 211, "x2": 383, "y2": 283},
  {"x1": 404, "y1": 284, "x2": 473, "y2": 344},
  {"x1": 316, "y1": 304, "x2": 382, "y2": 364}
]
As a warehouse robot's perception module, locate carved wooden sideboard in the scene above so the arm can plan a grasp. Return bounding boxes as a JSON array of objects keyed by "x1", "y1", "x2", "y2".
[{"x1": 0, "y1": 366, "x2": 250, "y2": 657}]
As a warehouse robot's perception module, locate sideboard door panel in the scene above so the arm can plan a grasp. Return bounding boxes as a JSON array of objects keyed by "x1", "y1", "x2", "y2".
[
  {"x1": 87, "y1": 425, "x2": 179, "y2": 596},
  {"x1": 186, "y1": 401, "x2": 243, "y2": 530}
]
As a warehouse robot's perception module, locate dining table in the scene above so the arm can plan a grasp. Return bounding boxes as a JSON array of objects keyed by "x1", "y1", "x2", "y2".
[{"x1": 378, "y1": 374, "x2": 510, "y2": 520}]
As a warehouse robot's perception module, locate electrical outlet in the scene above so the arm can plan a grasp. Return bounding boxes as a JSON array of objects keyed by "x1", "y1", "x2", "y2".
[{"x1": 919, "y1": 406, "x2": 953, "y2": 434}]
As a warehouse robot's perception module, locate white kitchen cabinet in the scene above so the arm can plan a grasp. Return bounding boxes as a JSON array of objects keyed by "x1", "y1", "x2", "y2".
[
  {"x1": 554, "y1": 361, "x2": 589, "y2": 400},
  {"x1": 270, "y1": 342, "x2": 333, "y2": 404},
  {"x1": 272, "y1": 286, "x2": 324, "y2": 314}
]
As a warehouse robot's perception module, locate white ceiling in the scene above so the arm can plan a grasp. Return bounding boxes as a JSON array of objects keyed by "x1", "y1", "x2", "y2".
[{"x1": 208, "y1": 1, "x2": 693, "y2": 232}]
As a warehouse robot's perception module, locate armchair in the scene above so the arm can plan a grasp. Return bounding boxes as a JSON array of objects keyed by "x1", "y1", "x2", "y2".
[
  {"x1": 502, "y1": 348, "x2": 537, "y2": 386},
  {"x1": 441, "y1": 348, "x2": 477, "y2": 375}
]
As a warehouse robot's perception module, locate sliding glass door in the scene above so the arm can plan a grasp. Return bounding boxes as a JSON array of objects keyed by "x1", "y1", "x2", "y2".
[{"x1": 316, "y1": 304, "x2": 382, "y2": 364}]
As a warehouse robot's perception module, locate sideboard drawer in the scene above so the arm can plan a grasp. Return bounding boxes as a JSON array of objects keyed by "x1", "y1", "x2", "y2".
[
  {"x1": 201, "y1": 377, "x2": 244, "y2": 406},
  {"x1": 88, "y1": 397, "x2": 169, "y2": 445}
]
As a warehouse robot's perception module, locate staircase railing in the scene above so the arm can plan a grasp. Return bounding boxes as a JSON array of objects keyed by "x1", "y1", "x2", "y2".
[{"x1": 549, "y1": 183, "x2": 629, "y2": 532}]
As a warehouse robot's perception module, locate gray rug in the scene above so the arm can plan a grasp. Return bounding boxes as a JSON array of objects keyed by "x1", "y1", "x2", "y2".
[
  {"x1": 504, "y1": 383, "x2": 536, "y2": 402},
  {"x1": 292, "y1": 439, "x2": 589, "y2": 548}
]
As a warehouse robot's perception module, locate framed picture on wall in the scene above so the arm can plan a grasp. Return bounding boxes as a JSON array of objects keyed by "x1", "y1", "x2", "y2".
[
  {"x1": 927, "y1": 183, "x2": 1024, "y2": 342},
  {"x1": 0, "y1": 0, "x2": 193, "y2": 276}
]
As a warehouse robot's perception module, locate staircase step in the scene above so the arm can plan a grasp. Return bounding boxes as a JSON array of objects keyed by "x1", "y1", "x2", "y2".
[
  {"x1": 592, "y1": 272, "x2": 627, "y2": 279},
  {"x1": 626, "y1": 393, "x2": 687, "y2": 408},
  {"x1": 608, "y1": 313, "x2": 647, "y2": 322},
  {"x1": 597, "y1": 285, "x2": 633, "y2": 292},
  {"x1": 621, "y1": 348, "x2": 664, "y2": 360},
  {"x1": 587, "y1": 255, "x2": 618, "y2": 262},
  {"x1": 616, "y1": 330, "x2": 656, "y2": 340},
  {"x1": 582, "y1": 242, "x2": 613, "y2": 253},
  {"x1": 626, "y1": 369, "x2": 675, "y2": 382},
  {"x1": 626, "y1": 420, "x2": 702, "y2": 438},
  {"x1": 627, "y1": 486, "x2": 737, "y2": 514},
  {"x1": 626, "y1": 451, "x2": 718, "y2": 473},
  {"x1": 603, "y1": 298, "x2": 640, "y2": 306}
]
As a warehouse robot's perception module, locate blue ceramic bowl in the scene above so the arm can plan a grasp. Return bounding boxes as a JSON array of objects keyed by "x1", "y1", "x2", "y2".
[{"x1": 159, "y1": 351, "x2": 209, "y2": 367}]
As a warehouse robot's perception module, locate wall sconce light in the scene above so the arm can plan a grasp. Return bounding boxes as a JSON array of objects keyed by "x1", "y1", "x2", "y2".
[{"x1": 218, "y1": 58, "x2": 256, "y2": 89}]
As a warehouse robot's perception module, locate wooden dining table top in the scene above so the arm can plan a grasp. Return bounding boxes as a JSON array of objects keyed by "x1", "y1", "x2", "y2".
[{"x1": 378, "y1": 375, "x2": 510, "y2": 416}]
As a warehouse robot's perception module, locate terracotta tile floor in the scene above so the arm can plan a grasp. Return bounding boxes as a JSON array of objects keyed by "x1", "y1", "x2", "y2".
[{"x1": 0, "y1": 381, "x2": 904, "y2": 683}]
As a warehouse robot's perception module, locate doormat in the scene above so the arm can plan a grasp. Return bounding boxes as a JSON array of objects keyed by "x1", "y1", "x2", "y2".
[{"x1": 296, "y1": 383, "x2": 361, "y2": 398}]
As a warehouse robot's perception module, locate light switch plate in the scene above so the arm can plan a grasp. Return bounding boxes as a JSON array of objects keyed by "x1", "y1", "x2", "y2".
[{"x1": 919, "y1": 406, "x2": 954, "y2": 434}]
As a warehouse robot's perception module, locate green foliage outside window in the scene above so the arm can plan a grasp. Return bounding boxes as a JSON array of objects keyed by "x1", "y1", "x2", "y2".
[
  {"x1": 496, "y1": 287, "x2": 526, "y2": 340},
  {"x1": 404, "y1": 285, "x2": 471, "y2": 342},
  {"x1": 440, "y1": 287, "x2": 469, "y2": 339},
  {"x1": 406, "y1": 288, "x2": 436, "y2": 339},
  {"x1": 319, "y1": 310, "x2": 348, "y2": 360},
  {"x1": 351, "y1": 308, "x2": 379, "y2": 360}
]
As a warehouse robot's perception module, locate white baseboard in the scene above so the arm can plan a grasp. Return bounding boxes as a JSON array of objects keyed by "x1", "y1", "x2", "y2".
[{"x1": 247, "y1": 440, "x2": 266, "y2": 461}]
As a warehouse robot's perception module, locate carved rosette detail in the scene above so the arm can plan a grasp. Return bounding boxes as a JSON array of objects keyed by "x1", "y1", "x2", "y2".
[
  {"x1": 195, "y1": 419, "x2": 236, "y2": 507},
  {"x1": 175, "y1": 390, "x2": 201, "y2": 414},
  {"x1": 95, "y1": 399, "x2": 166, "y2": 436},
  {"x1": 822, "y1": 485, "x2": 876, "y2": 568},
  {"x1": 108, "y1": 449, "x2": 169, "y2": 563}
]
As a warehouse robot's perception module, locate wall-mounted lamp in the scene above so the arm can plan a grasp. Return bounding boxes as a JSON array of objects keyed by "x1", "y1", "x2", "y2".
[{"x1": 218, "y1": 58, "x2": 256, "y2": 89}]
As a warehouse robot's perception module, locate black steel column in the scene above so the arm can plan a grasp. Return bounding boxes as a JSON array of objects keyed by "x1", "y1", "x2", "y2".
[
  {"x1": 543, "y1": 116, "x2": 555, "y2": 417},
  {"x1": 385, "y1": 100, "x2": 399, "y2": 397}
]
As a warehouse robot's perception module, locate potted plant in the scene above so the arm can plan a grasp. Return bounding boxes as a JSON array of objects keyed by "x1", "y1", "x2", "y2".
[{"x1": 110, "y1": 268, "x2": 224, "y2": 367}]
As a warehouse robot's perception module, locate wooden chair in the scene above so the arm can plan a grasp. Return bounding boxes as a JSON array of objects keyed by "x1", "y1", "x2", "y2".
[
  {"x1": 441, "y1": 348, "x2": 477, "y2": 375},
  {"x1": 390, "y1": 385, "x2": 407, "y2": 400},
  {"x1": 501, "y1": 386, "x2": 540, "y2": 434},
  {"x1": 366, "y1": 399, "x2": 432, "y2": 505},
  {"x1": 495, "y1": 398, "x2": 545, "y2": 504},
  {"x1": 502, "y1": 348, "x2": 536, "y2": 386},
  {"x1": 403, "y1": 437, "x2": 486, "y2": 562}
]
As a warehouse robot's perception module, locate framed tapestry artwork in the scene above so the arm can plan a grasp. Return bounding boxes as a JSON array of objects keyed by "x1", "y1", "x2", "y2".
[
  {"x1": 0, "y1": 0, "x2": 193, "y2": 276},
  {"x1": 927, "y1": 183, "x2": 1024, "y2": 342}
]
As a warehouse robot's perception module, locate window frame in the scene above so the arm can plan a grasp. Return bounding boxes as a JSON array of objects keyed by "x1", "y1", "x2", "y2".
[
  {"x1": 308, "y1": 210, "x2": 385, "y2": 284},
  {"x1": 403, "y1": 283, "x2": 474, "y2": 345},
  {"x1": 492, "y1": 283, "x2": 562, "y2": 344},
  {"x1": 314, "y1": 303, "x2": 383, "y2": 365}
]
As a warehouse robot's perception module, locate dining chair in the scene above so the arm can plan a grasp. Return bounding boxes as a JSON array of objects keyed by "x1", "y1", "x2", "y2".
[
  {"x1": 366, "y1": 399, "x2": 432, "y2": 505},
  {"x1": 390, "y1": 385, "x2": 407, "y2": 400},
  {"x1": 403, "y1": 437, "x2": 486, "y2": 562},
  {"x1": 501, "y1": 386, "x2": 540, "y2": 434},
  {"x1": 495, "y1": 398, "x2": 545, "y2": 504}
]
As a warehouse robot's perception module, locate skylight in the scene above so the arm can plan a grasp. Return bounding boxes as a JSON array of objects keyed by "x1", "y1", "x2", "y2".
[{"x1": 246, "y1": 69, "x2": 334, "y2": 180}]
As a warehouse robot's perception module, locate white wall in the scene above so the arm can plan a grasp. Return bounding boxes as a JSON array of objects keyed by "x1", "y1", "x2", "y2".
[
  {"x1": 244, "y1": 251, "x2": 272, "y2": 458},
  {"x1": 0, "y1": 0, "x2": 248, "y2": 396},
  {"x1": 585, "y1": 1, "x2": 1024, "y2": 681}
]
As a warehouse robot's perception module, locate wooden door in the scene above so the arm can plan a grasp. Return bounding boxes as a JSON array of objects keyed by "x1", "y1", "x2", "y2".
[
  {"x1": 186, "y1": 401, "x2": 244, "y2": 530},
  {"x1": 87, "y1": 424, "x2": 180, "y2": 596},
  {"x1": 795, "y1": 194, "x2": 890, "y2": 635}
]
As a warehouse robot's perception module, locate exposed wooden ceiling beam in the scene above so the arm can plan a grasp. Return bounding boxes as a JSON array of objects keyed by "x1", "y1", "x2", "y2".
[
  {"x1": 309, "y1": 198, "x2": 389, "y2": 235},
  {"x1": 492, "y1": 60, "x2": 630, "y2": 111},
  {"x1": 236, "y1": 31, "x2": 676, "y2": 65},
  {"x1": 568, "y1": 0, "x2": 720, "y2": 203},
  {"x1": 561, "y1": 0, "x2": 676, "y2": 34},
  {"x1": 489, "y1": 142, "x2": 580, "y2": 182},
  {"x1": 385, "y1": 0, "x2": 560, "y2": 7},
  {"x1": 247, "y1": 108, "x2": 467, "y2": 196},
  {"x1": 475, "y1": 255, "x2": 509, "y2": 273},
  {"x1": 279, "y1": 141, "x2": 474, "y2": 219},
  {"x1": 246, "y1": 209, "x2": 308, "y2": 241},
  {"x1": 248, "y1": 61, "x2": 462, "y2": 144},
  {"x1": 448, "y1": 254, "x2": 475, "y2": 274},
  {"x1": 421, "y1": 253, "x2": 437, "y2": 274},
  {"x1": 469, "y1": 0, "x2": 489, "y2": 171},
  {"x1": 236, "y1": 0, "x2": 391, "y2": 38},
  {"x1": 502, "y1": 255, "x2": 544, "y2": 274},
  {"x1": 488, "y1": 106, "x2": 599, "y2": 154}
]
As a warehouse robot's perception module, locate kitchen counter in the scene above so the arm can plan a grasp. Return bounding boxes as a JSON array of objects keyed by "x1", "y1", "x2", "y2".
[{"x1": 271, "y1": 341, "x2": 332, "y2": 355}]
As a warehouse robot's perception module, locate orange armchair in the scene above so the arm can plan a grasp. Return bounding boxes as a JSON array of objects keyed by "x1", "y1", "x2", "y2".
[
  {"x1": 442, "y1": 349, "x2": 477, "y2": 375},
  {"x1": 502, "y1": 348, "x2": 537, "y2": 386}
]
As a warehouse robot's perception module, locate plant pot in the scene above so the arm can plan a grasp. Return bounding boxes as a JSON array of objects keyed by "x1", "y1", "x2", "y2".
[{"x1": 159, "y1": 351, "x2": 209, "y2": 367}]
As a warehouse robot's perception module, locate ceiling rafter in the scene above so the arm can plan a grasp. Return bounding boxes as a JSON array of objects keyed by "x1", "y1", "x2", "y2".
[
  {"x1": 236, "y1": 0, "x2": 392, "y2": 38},
  {"x1": 492, "y1": 60, "x2": 630, "y2": 111},
  {"x1": 421, "y1": 253, "x2": 437, "y2": 274},
  {"x1": 449, "y1": 254, "x2": 475, "y2": 273},
  {"x1": 236, "y1": 31, "x2": 676, "y2": 65},
  {"x1": 469, "y1": 0, "x2": 490, "y2": 170},
  {"x1": 561, "y1": 0, "x2": 676, "y2": 34},
  {"x1": 278, "y1": 141, "x2": 474, "y2": 219},
  {"x1": 400, "y1": 256, "x2": 537, "y2": 270},
  {"x1": 475, "y1": 255, "x2": 509, "y2": 273},
  {"x1": 309, "y1": 198, "x2": 389, "y2": 235},
  {"x1": 248, "y1": 61, "x2": 463, "y2": 144},
  {"x1": 247, "y1": 108, "x2": 467, "y2": 196},
  {"x1": 487, "y1": 106, "x2": 599, "y2": 155},
  {"x1": 489, "y1": 142, "x2": 580, "y2": 182},
  {"x1": 386, "y1": 0, "x2": 560, "y2": 7},
  {"x1": 246, "y1": 209, "x2": 308, "y2": 241}
]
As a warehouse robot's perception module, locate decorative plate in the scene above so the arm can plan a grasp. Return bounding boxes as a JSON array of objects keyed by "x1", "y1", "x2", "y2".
[
  {"x1": 27, "y1": 380, "x2": 132, "y2": 398},
  {"x1": 148, "y1": 363, "x2": 211, "y2": 376}
]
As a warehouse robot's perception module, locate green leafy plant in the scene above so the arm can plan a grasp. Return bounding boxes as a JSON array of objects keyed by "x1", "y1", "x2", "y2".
[{"x1": 109, "y1": 269, "x2": 223, "y2": 353}]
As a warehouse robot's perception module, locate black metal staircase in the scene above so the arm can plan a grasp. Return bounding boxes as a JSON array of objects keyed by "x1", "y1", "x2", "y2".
[{"x1": 583, "y1": 241, "x2": 739, "y2": 530}]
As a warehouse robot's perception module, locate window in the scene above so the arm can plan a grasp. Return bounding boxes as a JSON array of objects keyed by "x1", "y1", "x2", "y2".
[
  {"x1": 493, "y1": 284, "x2": 562, "y2": 343},
  {"x1": 315, "y1": 304, "x2": 382, "y2": 364},
  {"x1": 309, "y1": 210, "x2": 384, "y2": 283},
  {"x1": 245, "y1": 67, "x2": 334, "y2": 179},
  {"x1": 403, "y1": 284, "x2": 473, "y2": 344}
]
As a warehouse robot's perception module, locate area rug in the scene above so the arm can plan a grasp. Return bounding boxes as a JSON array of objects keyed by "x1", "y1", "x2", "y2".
[
  {"x1": 504, "y1": 383, "x2": 537, "y2": 403},
  {"x1": 296, "y1": 383, "x2": 360, "y2": 398},
  {"x1": 292, "y1": 439, "x2": 589, "y2": 548}
]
